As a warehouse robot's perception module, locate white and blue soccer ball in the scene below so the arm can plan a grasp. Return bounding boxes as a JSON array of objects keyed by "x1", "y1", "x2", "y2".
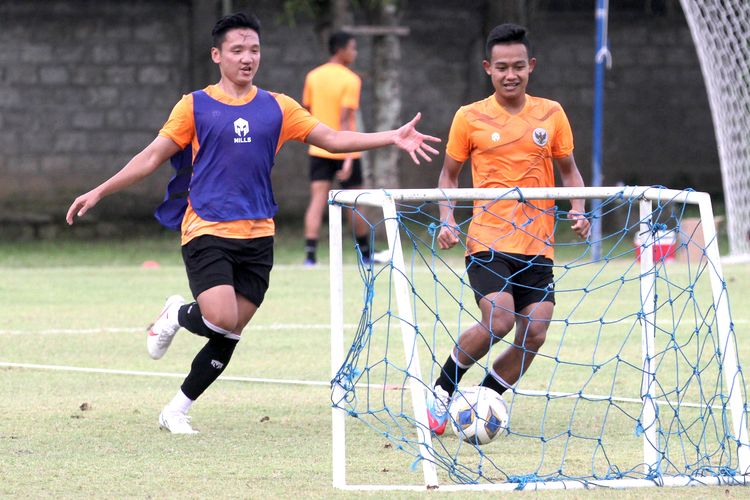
[{"x1": 449, "y1": 386, "x2": 509, "y2": 445}]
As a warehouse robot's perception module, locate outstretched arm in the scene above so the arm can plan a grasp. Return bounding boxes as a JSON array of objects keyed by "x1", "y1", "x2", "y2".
[
  {"x1": 66, "y1": 135, "x2": 181, "y2": 224},
  {"x1": 335, "y1": 107, "x2": 357, "y2": 181},
  {"x1": 555, "y1": 153, "x2": 590, "y2": 239},
  {"x1": 436, "y1": 155, "x2": 464, "y2": 250},
  {"x1": 305, "y1": 112, "x2": 441, "y2": 165}
]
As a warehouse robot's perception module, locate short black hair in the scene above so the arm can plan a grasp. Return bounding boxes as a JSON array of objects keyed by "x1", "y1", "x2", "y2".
[
  {"x1": 485, "y1": 23, "x2": 531, "y2": 59},
  {"x1": 212, "y1": 12, "x2": 261, "y2": 48},
  {"x1": 328, "y1": 31, "x2": 354, "y2": 55}
]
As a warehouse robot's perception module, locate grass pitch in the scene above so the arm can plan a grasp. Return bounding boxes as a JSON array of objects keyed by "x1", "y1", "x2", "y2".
[{"x1": 0, "y1": 233, "x2": 748, "y2": 498}]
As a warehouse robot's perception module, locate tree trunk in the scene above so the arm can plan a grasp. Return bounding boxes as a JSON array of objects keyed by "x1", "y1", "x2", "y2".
[
  {"x1": 332, "y1": 0, "x2": 353, "y2": 29},
  {"x1": 369, "y1": 2, "x2": 401, "y2": 189}
]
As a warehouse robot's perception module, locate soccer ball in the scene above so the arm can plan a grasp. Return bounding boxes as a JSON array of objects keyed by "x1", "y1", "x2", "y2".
[{"x1": 449, "y1": 386, "x2": 509, "y2": 445}]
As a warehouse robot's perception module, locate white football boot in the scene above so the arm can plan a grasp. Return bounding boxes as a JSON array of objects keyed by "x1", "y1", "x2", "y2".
[
  {"x1": 159, "y1": 410, "x2": 199, "y2": 434},
  {"x1": 147, "y1": 295, "x2": 185, "y2": 360}
]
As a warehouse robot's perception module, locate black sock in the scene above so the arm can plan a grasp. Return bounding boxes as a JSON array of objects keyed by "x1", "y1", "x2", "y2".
[
  {"x1": 305, "y1": 239, "x2": 317, "y2": 262},
  {"x1": 178, "y1": 302, "x2": 220, "y2": 338},
  {"x1": 480, "y1": 371, "x2": 508, "y2": 395},
  {"x1": 181, "y1": 336, "x2": 239, "y2": 400},
  {"x1": 434, "y1": 354, "x2": 469, "y2": 396},
  {"x1": 356, "y1": 235, "x2": 370, "y2": 256}
]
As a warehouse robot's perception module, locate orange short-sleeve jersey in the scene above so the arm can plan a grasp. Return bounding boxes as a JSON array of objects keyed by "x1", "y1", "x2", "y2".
[
  {"x1": 446, "y1": 94, "x2": 574, "y2": 259},
  {"x1": 303, "y1": 62, "x2": 362, "y2": 160},
  {"x1": 158, "y1": 85, "x2": 320, "y2": 245}
]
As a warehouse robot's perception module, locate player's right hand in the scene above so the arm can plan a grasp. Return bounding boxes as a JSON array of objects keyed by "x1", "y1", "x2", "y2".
[
  {"x1": 335, "y1": 157, "x2": 354, "y2": 181},
  {"x1": 66, "y1": 190, "x2": 102, "y2": 225},
  {"x1": 437, "y1": 223, "x2": 460, "y2": 250}
]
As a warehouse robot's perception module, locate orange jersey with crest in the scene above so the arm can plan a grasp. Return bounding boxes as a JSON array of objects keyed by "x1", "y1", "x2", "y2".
[
  {"x1": 159, "y1": 84, "x2": 320, "y2": 245},
  {"x1": 446, "y1": 94, "x2": 574, "y2": 259},
  {"x1": 303, "y1": 62, "x2": 362, "y2": 160}
]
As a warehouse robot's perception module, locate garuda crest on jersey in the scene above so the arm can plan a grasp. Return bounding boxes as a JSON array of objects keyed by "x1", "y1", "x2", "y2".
[{"x1": 533, "y1": 127, "x2": 548, "y2": 147}]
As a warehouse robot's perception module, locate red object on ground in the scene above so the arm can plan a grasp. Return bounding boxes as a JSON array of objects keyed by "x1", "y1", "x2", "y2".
[{"x1": 634, "y1": 231, "x2": 677, "y2": 262}]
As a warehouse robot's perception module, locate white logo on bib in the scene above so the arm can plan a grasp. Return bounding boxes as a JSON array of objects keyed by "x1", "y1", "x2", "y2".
[
  {"x1": 233, "y1": 118, "x2": 252, "y2": 143},
  {"x1": 234, "y1": 118, "x2": 249, "y2": 136}
]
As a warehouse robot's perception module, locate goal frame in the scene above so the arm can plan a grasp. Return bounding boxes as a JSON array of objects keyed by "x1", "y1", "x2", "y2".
[{"x1": 328, "y1": 186, "x2": 749, "y2": 491}]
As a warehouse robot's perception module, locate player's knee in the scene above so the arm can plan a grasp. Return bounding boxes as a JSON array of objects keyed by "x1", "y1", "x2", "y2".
[
  {"x1": 201, "y1": 310, "x2": 239, "y2": 334},
  {"x1": 487, "y1": 315, "x2": 515, "y2": 340},
  {"x1": 520, "y1": 324, "x2": 548, "y2": 351}
]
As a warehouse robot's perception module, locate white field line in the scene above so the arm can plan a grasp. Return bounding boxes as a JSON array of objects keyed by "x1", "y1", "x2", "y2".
[
  {"x1": 4, "y1": 256, "x2": 748, "y2": 271},
  {"x1": 0, "y1": 324, "x2": 348, "y2": 335},
  {"x1": 0, "y1": 264, "x2": 457, "y2": 273},
  {"x1": 0, "y1": 317, "x2": 747, "y2": 336},
  {"x1": 1, "y1": 314, "x2": 744, "y2": 411},
  {"x1": 0, "y1": 361, "x2": 329, "y2": 387},
  {"x1": 0, "y1": 362, "x2": 722, "y2": 410},
  {"x1": 0, "y1": 362, "x2": 407, "y2": 390}
]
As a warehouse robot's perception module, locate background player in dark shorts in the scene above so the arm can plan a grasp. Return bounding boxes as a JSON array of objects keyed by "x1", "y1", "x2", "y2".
[
  {"x1": 302, "y1": 31, "x2": 373, "y2": 266},
  {"x1": 309, "y1": 156, "x2": 363, "y2": 189}
]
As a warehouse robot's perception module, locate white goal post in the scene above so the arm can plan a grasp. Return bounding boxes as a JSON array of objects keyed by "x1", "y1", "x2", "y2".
[{"x1": 328, "y1": 186, "x2": 749, "y2": 491}]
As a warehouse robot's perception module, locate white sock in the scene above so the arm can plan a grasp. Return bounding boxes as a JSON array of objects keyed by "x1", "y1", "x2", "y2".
[
  {"x1": 450, "y1": 348, "x2": 473, "y2": 370},
  {"x1": 488, "y1": 368, "x2": 515, "y2": 391},
  {"x1": 165, "y1": 389, "x2": 193, "y2": 415},
  {"x1": 202, "y1": 316, "x2": 235, "y2": 336}
]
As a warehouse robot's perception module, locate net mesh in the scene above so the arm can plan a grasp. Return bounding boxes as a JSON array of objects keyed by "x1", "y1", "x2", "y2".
[
  {"x1": 680, "y1": 0, "x2": 750, "y2": 257},
  {"x1": 331, "y1": 187, "x2": 747, "y2": 486}
]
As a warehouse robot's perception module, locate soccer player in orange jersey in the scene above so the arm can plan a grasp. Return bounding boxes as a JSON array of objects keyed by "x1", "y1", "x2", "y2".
[
  {"x1": 426, "y1": 23, "x2": 590, "y2": 435},
  {"x1": 65, "y1": 13, "x2": 439, "y2": 435},
  {"x1": 302, "y1": 32, "x2": 372, "y2": 266}
]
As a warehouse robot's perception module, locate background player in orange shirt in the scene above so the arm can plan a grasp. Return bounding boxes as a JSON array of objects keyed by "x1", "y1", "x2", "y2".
[
  {"x1": 302, "y1": 31, "x2": 374, "y2": 266},
  {"x1": 426, "y1": 23, "x2": 590, "y2": 435},
  {"x1": 66, "y1": 12, "x2": 439, "y2": 435}
]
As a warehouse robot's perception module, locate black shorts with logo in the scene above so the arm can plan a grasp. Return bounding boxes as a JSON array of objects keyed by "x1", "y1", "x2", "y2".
[
  {"x1": 309, "y1": 156, "x2": 363, "y2": 188},
  {"x1": 181, "y1": 235, "x2": 274, "y2": 307},
  {"x1": 465, "y1": 251, "x2": 555, "y2": 312}
]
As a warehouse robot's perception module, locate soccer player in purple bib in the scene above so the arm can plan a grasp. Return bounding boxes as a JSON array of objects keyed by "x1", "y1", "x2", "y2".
[{"x1": 66, "y1": 12, "x2": 440, "y2": 434}]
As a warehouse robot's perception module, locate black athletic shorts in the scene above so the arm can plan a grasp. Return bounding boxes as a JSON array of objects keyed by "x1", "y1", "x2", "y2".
[
  {"x1": 309, "y1": 156, "x2": 363, "y2": 188},
  {"x1": 465, "y1": 251, "x2": 555, "y2": 312},
  {"x1": 181, "y1": 234, "x2": 274, "y2": 307}
]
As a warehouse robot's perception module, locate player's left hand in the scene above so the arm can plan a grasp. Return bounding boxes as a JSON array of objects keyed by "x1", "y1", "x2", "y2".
[
  {"x1": 393, "y1": 113, "x2": 441, "y2": 165},
  {"x1": 568, "y1": 210, "x2": 590, "y2": 239}
]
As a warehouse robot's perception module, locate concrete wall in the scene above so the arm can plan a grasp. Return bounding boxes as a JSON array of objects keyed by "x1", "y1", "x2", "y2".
[
  {"x1": 530, "y1": 9, "x2": 718, "y2": 193},
  {"x1": 0, "y1": 0, "x2": 720, "y2": 238},
  {"x1": 0, "y1": 0, "x2": 192, "y2": 237}
]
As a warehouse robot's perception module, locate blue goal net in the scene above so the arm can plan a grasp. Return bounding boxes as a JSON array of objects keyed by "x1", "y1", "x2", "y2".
[{"x1": 328, "y1": 186, "x2": 749, "y2": 491}]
